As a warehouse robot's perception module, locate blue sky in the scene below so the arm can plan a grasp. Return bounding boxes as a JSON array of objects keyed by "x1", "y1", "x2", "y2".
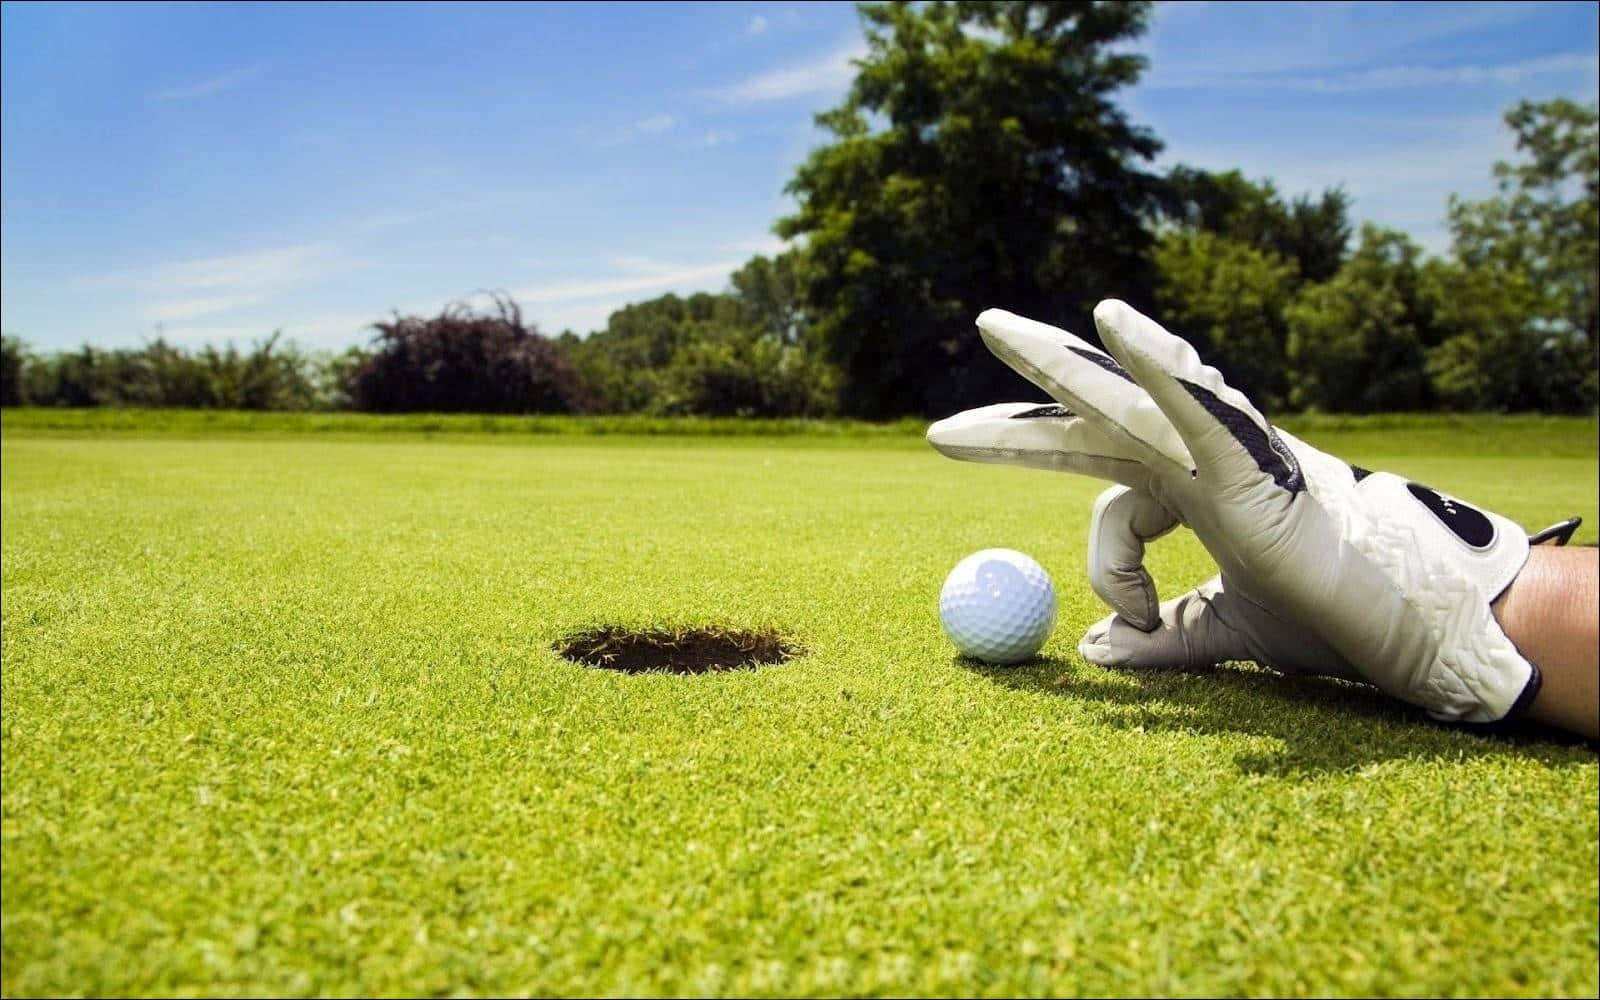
[{"x1": 2, "y1": 1, "x2": 1596, "y2": 353}]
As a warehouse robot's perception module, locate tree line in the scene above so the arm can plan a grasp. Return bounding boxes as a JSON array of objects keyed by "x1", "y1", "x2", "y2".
[{"x1": 4, "y1": 2, "x2": 1595, "y2": 417}]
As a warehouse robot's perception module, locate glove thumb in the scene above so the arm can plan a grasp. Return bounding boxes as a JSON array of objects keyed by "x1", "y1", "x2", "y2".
[{"x1": 1088, "y1": 484, "x2": 1179, "y2": 632}]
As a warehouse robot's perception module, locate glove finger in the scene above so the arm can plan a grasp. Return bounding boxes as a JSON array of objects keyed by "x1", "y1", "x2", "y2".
[
  {"x1": 1079, "y1": 578, "x2": 1367, "y2": 681},
  {"x1": 1091, "y1": 299, "x2": 1304, "y2": 499},
  {"x1": 974, "y1": 309, "x2": 1193, "y2": 477},
  {"x1": 1088, "y1": 485, "x2": 1179, "y2": 631},
  {"x1": 926, "y1": 401, "x2": 1155, "y2": 487}
]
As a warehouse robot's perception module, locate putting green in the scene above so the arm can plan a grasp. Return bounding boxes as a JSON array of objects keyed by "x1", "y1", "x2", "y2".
[{"x1": 3, "y1": 414, "x2": 1596, "y2": 996}]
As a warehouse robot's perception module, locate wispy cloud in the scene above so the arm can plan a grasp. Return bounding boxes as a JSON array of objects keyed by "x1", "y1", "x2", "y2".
[
  {"x1": 150, "y1": 64, "x2": 264, "y2": 102},
  {"x1": 1293, "y1": 52, "x2": 1600, "y2": 93},
  {"x1": 513, "y1": 257, "x2": 740, "y2": 306},
  {"x1": 719, "y1": 234, "x2": 789, "y2": 257},
  {"x1": 1146, "y1": 2, "x2": 1541, "y2": 82},
  {"x1": 681, "y1": 129, "x2": 737, "y2": 150},
  {"x1": 128, "y1": 244, "x2": 323, "y2": 292},
  {"x1": 342, "y1": 194, "x2": 530, "y2": 235},
  {"x1": 141, "y1": 293, "x2": 266, "y2": 324},
  {"x1": 81, "y1": 242, "x2": 328, "y2": 325},
  {"x1": 709, "y1": 39, "x2": 864, "y2": 103},
  {"x1": 599, "y1": 113, "x2": 677, "y2": 146},
  {"x1": 745, "y1": 15, "x2": 770, "y2": 37},
  {"x1": 1153, "y1": 50, "x2": 1600, "y2": 93}
]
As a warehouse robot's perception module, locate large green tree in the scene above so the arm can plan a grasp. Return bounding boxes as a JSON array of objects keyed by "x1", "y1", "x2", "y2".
[
  {"x1": 1150, "y1": 170, "x2": 1350, "y2": 410},
  {"x1": 1163, "y1": 167, "x2": 1351, "y2": 286},
  {"x1": 1152, "y1": 230, "x2": 1297, "y2": 409},
  {"x1": 564, "y1": 292, "x2": 743, "y2": 412},
  {"x1": 779, "y1": 1, "x2": 1166, "y2": 417},
  {"x1": 730, "y1": 252, "x2": 806, "y2": 347},
  {"x1": 1426, "y1": 99, "x2": 1598, "y2": 411},
  {"x1": 1285, "y1": 226, "x2": 1433, "y2": 412}
]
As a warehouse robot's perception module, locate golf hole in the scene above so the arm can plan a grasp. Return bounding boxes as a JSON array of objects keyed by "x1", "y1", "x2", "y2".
[{"x1": 554, "y1": 625, "x2": 801, "y2": 675}]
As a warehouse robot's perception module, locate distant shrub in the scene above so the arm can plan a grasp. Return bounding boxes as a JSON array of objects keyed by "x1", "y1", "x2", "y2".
[
  {"x1": 347, "y1": 294, "x2": 591, "y2": 413},
  {"x1": 654, "y1": 329, "x2": 837, "y2": 417},
  {"x1": 5, "y1": 333, "x2": 332, "y2": 410},
  {"x1": 558, "y1": 288, "x2": 838, "y2": 416}
]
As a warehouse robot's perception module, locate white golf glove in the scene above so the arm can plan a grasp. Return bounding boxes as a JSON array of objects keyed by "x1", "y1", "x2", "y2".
[{"x1": 928, "y1": 300, "x2": 1544, "y2": 723}]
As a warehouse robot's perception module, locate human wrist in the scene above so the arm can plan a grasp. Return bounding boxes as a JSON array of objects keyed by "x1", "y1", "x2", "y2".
[{"x1": 1492, "y1": 545, "x2": 1600, "y2": 739}]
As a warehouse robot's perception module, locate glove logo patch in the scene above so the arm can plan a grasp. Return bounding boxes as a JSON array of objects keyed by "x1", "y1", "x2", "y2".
[{"x1": 1407, "y1": 482, "x2": 1495, "y2": 548}]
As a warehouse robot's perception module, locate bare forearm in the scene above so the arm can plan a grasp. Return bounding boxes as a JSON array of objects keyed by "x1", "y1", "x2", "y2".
[{"x1": 1493, "y1": 545, "x2": 1599, "y2": 739}]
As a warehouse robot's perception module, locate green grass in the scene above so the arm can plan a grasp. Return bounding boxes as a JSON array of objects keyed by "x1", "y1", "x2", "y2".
[
  {"x1": 2, "y1": 413, "x2": 1596, "y2": 996},
  {"x1": 0, "y1": 406, "x2": 932, "y2": 439}
]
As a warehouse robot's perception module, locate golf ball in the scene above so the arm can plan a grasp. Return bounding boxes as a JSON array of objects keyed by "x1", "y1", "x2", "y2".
[{"x1": 939, "y1": 548, "x2": 1057, "y2": 664}]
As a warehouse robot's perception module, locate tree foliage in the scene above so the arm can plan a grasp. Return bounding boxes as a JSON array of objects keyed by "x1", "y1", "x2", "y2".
[
  {"x1": 1285, "y1": 226, "x2": 1432, "y2": 412},
  {"x1": 1425, "y1": 99, "x2": 1598, "y2": 411},
  {"x1": 654, "y1": 327, "x2": 837, "y2": 418},
  {"x1": 1164, "y1": 167, "x2": 1351, "y2": 285},
  {"x1": 730, "y1": 251, "x2": 806, "y2": 346},
  {"x1": 779, "y1": 0, "x2": 1166, "y2": 417},
  {"x1": 1, "y1": 336, "x2": 27, "y2": 406},
  {"x1": 561, "y1": 291, "x2": 745, "y2": 413},
  {"x1": 1153, "y1": 230, "x2": 1297, "y2": 409},
  {"x1": 560, "y1": 262, "x2": 836, "y2": 418}
]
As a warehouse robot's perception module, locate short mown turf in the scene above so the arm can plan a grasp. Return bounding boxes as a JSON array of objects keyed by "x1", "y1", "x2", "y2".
[{"x1": 3, "y1": 413, "x2": 1596, "y2": 996}]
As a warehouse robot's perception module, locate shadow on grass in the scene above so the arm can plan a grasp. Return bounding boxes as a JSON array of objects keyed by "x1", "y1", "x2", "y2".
[{"x1": 962, "y1": 654, "x2": 1596, "y2": 777}]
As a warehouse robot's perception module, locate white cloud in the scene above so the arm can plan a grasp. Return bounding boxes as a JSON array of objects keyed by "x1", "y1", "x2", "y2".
[
  {"x1": 1153, "y1": 50, "x2": 1599, "y2": 93},
  {"x1": 86, "y1": 243, "x2": 325, "y2": 294},
  {"x1": 150, "y1": 64, "x2": 264, "y2": 102},
  {"x1": 681, "y1": 129, "x2": 737, "y2": 150},
  {"x1": 140, "y1": 293, "x2": 266, "y2": 324},
  {"x1": 718, "y1": 234, "x2": 789, "y2": 257},
  {"x1": 636, "y1": 113, "x2": 675, "y2": 135},
  {"x1": 607, "y1": 256, "x2": 688, "y2": 275},
  {"x1": 164, "y1": 244, "x2": 323, "y2": 292},
  {"x1": 746, "y1": 15, "x2": 770, "y2": 37},
  {"x1": 709, "y1": 40, "x2": 865, "y2": 103},
  {"x1": 599, "y1": 113, "x2": 677, "y2": 146},
  {"x1": 78, "y1": 242, "x2": 329, "y2": 327},
  {"x1": 1294, "y1": 52, "x2": 1600, "y2": 93},
  {"x1": 513, "y1": 259, "x2": 740, "y2": 306}
]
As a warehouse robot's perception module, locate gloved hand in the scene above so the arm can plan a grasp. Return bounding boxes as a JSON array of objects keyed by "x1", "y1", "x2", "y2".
[{"x1": 928, "y1": 300, "x2": 1542, "y2": 723}]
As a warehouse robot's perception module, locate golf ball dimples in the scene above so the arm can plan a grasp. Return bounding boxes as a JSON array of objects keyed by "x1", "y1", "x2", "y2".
[{"x1": 939, "y1": 548, "x2": 1057, "y2": 664}]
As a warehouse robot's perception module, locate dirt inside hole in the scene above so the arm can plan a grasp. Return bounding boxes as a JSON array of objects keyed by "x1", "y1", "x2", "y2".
[{"x1": 554, "y1": 625, "x2": 801, "y2": 675}]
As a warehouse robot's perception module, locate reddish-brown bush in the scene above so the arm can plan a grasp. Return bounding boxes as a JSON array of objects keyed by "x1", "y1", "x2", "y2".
[{"x1": 347, "y1": 294, "x2": 591, "y2": 413}]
